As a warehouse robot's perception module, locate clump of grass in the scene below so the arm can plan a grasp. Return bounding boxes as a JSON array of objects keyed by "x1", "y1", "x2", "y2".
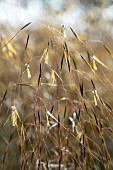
[{"x1": 0, "y1": 23, "x2": 113, "y2": 170}]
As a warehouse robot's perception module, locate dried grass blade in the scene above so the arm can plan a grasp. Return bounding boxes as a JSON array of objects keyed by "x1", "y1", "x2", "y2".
[
  {"x1": 40, "y1": 42, "x2": 49, "y2": 63},
  {"x1": 64, "y1": 42, "x2": 68, "y2": 53},
  {"x1": 84, "y1": 103, "x2": 88, "y2": 114},
  {"x1": 63, "y1": 42, "x2": 71, "y2": 71},
  {"x1": 103, "y1": 101, "x2": 112, "y2": 111},
  {"x1": 82, "y1": 135, "x2": 85, "y2": 158},
  {"x1": 103, "y1": 44, "x2": 113, "y2": 58},
  {"x1": 70, "y1": 27, "x2": 83, "y2": 44},
  {"x1": 93, "y1": 112, "x2": 98, "y2": 126},
  {"x1": 70, "y1": 27, "x2": 79, "y2": 39},
  {"x1": 58, "y1": 115, "x2": 60, "y2": 137},
  {"x1": 0, "y1": 89, "x2": 7, "y2": 107},
  {"x1": 50, "y1": 69, "x2": 56, "y2": 84},
  {"x1": 59, "y1": 151, "x2": 62, "y2": 169},
  {"x1": 20, "y1": 22, "x2": 31, "y2": 30},
  {"x1": 21, "y1": 123, "x2": 25, "y2": 141},
  {"x1": 60, "y1": 54, "x2": 64, "y2": 70},
  {"x1": 50, "y1": 39, "x2": 54, "y2": 49},
  {"x1": 79, "y1": 82, "x2": 84, "y2": 97},
  {"x1": 46, "y1": 109, "x2": 58, "y2": 123},
  {"x1": 25, "y1": 34, "x2": 30, "y2": 50},
  {"x1": 94, "y1": 94, "x2": 98, "y2": 106},
  {"x1": 38, "y1": 64, "x2": 42, "y2": 87},
  {"x1": 50, "y1": 105, "x2": 54, "y2": 113},
  {"x1": 93, "y1": 55, "x2": 107, "y2": 68},
  {"x1": 64, "y1": 106, "x2": 66, "y2": 119},
  {"x1": 91, "y1": 79, "x2": 96, "y2": 89},
  {"x1": 93, "y1": 59, "x2": 97, "y2": 70},
  {"x1": 80, "y1": 55, "x2": 95, "y2": 73},
  {"x1": 34, "y1": 112, "x2": 37, "y2": 126},
  {"x1": 72, "y1": 58, "x2": 77, "y2": 70},
  {"x1": 54, "y1": 70, "x2": 63, "y2": 82},
  {"x1": 76, "y1": 108, "x2": 80, "y2": 121},
  {"x1": 87, "y1": 51, "x2": 91, "y2": 63},
  {"x1": 67, "y1": 57, "x2": 71, "y2": 72},
  {"x1": 46, "y1": 113, "x2": 50, "y2": 128},
  {"x1": 38, "y1": 111, "x2": 40, "y2": 124},
  {"x1": 1, "y1": 31, "x2": 19, "y2": 51},
  {"x1": 3, "y1": 114, "x2": 11, "y2": 127}
]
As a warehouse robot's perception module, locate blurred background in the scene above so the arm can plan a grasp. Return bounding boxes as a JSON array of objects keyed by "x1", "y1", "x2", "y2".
[{"x1": 0, "y1": 0, "x2": 113, "y2": 38}]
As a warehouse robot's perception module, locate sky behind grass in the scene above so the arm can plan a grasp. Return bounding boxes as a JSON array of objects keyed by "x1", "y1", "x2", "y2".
[{"x1": 0, "y1": 0, "x2": 113, "y2": 33}]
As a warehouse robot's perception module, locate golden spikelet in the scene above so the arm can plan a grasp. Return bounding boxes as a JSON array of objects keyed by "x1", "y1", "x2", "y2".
[
  {"x1": 93, "y1": 59, "x2": 97, "y2": 70},
  {"x1": 61, "y1": 24, "x2": 66, "y2": 38},
  {"x1": 25, "y1": 64, "x2": 31, "y2": 79},
  {"x1": 11, "y1": 105, "x2": 20, "y2": 126},
  {"x1": 41, "y1": 42, "x2": 49, "y2": 64},
  {"x1": 21, "y1": 123, "x2": 25, "y2": 141},
  {"x1": 50, "y1": 69, "x2": 56, "y2": 84}
]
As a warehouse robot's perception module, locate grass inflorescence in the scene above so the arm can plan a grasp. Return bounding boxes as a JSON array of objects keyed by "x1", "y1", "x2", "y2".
[{"x1": 0, "y1": 23, "x2": 113, "y2": 169}]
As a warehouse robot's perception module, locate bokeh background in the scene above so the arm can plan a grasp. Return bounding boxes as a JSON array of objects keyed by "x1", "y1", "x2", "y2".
[{"x1": 0, "y1": 0, "x2": 113, "y2": 37}]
